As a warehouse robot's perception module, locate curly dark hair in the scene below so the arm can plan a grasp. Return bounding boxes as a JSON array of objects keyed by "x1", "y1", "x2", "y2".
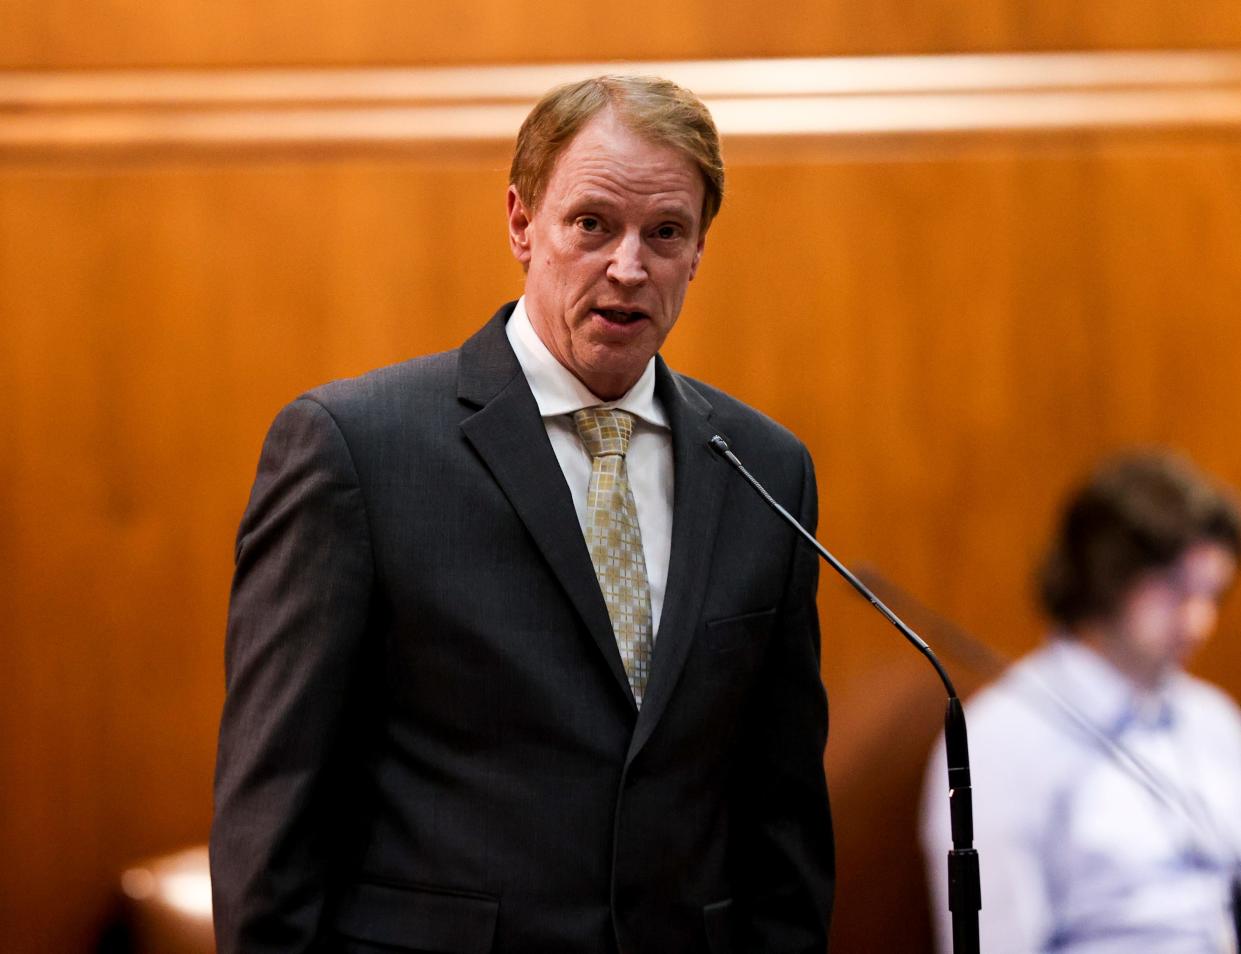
[{"x1": 1039, "y1": 450, "x2": 1240, "y2": 628}]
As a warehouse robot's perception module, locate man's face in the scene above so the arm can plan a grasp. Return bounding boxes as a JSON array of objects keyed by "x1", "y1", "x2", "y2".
[
  {"x1": 506, "y1": 108, "x2": 706, "y2": 400},
  {"x1": 1102, "y1": 540, "x2": 1236, "y2": 689}
]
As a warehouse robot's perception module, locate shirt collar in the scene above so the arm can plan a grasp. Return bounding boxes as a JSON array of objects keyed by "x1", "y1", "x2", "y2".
[
  {"x1": 1042, "y1": 637, "x2": 1176, "y2": 733},
  {"x1": 505, "y1": 296, "x2": 668, "y2": 428}
]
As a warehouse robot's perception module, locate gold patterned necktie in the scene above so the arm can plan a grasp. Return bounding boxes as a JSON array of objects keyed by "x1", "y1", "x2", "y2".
[{"x1": 573, "y1": 407, "x2": 654, "y2": 708}]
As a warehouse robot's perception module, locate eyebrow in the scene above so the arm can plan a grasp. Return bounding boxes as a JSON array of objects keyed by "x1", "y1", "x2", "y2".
[{"x1": 566, "y1": 191, "x2": 695, "y2": 221}]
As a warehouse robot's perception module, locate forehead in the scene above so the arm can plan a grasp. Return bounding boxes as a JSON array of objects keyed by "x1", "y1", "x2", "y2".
[
  {"x1": 543, "y1": 109, "x2": 704, "y2": 212},
  {"x1": 1134, "y1": 541, "x2": 1236, "y2": 598},
  {"x1": 1180, "y1": 540, "x2": 1237, "y2": 587}
]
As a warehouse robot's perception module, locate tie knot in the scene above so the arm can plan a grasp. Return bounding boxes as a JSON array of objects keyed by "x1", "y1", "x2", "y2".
[{"x1": 573, "y1": 407, "x2": 634, "y2": 458}]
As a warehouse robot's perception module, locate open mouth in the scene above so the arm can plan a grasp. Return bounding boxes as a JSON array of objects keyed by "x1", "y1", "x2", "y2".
[{"x1": 592, "y1": 308, "x2": 649, "y2": 325}]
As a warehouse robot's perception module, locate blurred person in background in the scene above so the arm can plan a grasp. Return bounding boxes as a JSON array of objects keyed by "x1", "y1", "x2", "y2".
[
  {"x1": 210, "y1": 74, "x2": 833, "y2": 953},
  {"x1": 922, "y1": 450, "x2": 1241, "y2": 953}
]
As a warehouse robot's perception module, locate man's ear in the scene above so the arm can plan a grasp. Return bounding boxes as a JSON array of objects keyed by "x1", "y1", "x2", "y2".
[
  {"x1": 688, "y1": 233, "x2": 706, "y2": 281},
  {"x1": 507, "y1": 185, "x2": 533, "y2": 265}
]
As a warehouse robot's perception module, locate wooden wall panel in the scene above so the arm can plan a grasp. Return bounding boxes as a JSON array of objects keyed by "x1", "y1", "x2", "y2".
[
  {"x1": 7, "y1": 56, "x2": 1241, "y2": 954},
  {"x1": 7, "y1": 0, "x2": 1241, "y2": 69}
]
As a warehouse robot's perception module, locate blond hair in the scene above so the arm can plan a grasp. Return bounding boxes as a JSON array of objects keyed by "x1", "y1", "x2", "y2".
[{"x1": 510, "y1": 75, "x2": 724, "y2": 233}]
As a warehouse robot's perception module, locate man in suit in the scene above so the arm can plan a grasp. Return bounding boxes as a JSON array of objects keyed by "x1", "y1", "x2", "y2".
[{"x1": 211, "y1": 74, "x2": 833, "y2": 954}]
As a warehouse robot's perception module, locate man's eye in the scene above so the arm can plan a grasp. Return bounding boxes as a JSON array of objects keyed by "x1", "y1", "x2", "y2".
[
  {"x1": 577, "y1": 217, "x2": 601, "y2": 232},
  {"x1": 655, "y1": 224, "x2": 682, "y2": 240}
]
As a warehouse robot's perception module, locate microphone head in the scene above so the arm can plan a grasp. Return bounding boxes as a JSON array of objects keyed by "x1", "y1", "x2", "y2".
[{"x1": 709, "y1": 435, "x2": 730, "y2": 454}]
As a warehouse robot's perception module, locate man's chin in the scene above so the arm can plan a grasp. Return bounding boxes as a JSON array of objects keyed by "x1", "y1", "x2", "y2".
[{"x1": 571, "y1": 352, "x2": 652, "y2": 400}]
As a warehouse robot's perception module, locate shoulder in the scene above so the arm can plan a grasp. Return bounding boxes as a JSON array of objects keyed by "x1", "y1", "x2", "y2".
[
  {"x1": 667, "y1": 372, "x2": 815, "y2": 514},
  {"x1": 1173, "y1": 671, "x2": 1241, "y2": 741},
  {"x1": 955, "y1": 648, "x2": 1088, "y2": 800},
  {"x1": 263, "y1": 349, "x2": 465, "y2": 457},
  {"x1": 966, "y1": 648, "x2": 1071, "y2": 743},
  {"x1": 245, "y1": 350, "x2": 466, "y2": 488},
  {"x1": 304, "y1": 349, "x2": 459, "y2": 418},
  {"x1": 671, "y1": 370, "x2": 810, "y2": 462},
  {"x1": 290, "y1": 303, "x2": 516, "y2": 438},
  {"x1": 965, "y1": 668, "x2": 1052, "y2": 753}
]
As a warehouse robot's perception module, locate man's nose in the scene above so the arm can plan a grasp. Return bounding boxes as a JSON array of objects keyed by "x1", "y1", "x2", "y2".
[
  {"x1": 607, "y1": 232, "x2": 647, "y2": 286},
  {"x1": 1182, "y1": 597, "x2": 1218, "y2": 645}
]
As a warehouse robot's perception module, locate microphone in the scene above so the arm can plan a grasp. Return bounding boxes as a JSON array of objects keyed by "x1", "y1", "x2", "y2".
[{"x1": 709, "y1": 434, "x2": 981, "y2": 954}]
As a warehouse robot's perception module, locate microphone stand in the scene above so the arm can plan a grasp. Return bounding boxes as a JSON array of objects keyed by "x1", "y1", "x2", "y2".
[{"x1": 709, "y1": 436, "x2": 981, "y2": 954}]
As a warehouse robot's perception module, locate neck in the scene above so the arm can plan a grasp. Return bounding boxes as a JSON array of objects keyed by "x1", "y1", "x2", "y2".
[{"x1": 1071, "y1": 624, "x2": 1165, "y2": 693}]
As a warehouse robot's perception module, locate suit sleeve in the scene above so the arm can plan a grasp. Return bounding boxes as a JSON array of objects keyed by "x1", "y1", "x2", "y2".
[
  {"x1": 733, "y1": 445, "x2": 835, "y2": 952},
  {"x1": 210, "y1": 397, "x2": 375, "y2": 954}
]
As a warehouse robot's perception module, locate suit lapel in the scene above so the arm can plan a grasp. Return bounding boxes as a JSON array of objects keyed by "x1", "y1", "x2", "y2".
[
  {"x1": 457, "y1": 305, "x2": 634, "y2": 707},
  {"x1": 628, "y1": 360, "x2": 731, "y2": 761}
]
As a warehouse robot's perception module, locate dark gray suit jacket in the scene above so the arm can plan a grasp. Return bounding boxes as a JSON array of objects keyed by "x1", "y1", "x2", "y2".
[{"x1": 211, "y1": 303, "x2": 833, "y2": 953}]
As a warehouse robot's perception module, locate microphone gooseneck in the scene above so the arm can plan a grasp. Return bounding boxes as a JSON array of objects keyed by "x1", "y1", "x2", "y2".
[{"x1": 708, "y1": 434, "x2": 981, "y2": 954}]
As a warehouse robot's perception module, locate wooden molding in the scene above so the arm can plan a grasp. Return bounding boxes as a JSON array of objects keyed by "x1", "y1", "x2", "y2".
[{"x1": 4, "y1": 50, "x2": 1241, "y2": 161}]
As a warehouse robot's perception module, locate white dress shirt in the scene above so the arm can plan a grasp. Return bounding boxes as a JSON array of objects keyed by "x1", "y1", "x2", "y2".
[
  {"x1": 921, "y1": 638, "x2": 1241, "y2": 954},
  {"x1": 505, "y1": 297, "x2": 674, "y2": 633}
]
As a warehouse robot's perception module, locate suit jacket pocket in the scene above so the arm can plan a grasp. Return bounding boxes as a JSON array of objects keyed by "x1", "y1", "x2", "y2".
[
  {"x1": 702, "y1": 607, "x2": 776, "y2": 654},
  {"x1": 702, "y1": 898, "x2": 734, "y2": 954},
  {"x1": 331, "y1": 879, "x2": 499, "y2": 953}
]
